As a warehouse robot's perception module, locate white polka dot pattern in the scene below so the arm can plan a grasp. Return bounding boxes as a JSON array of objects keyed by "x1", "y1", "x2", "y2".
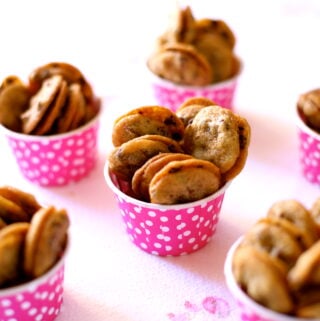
[
  {"x1": 5, "y1": 118, "x2": 99, "y2": 187},
  {"x1": 109, "y1": 172, "x2": 228, "y2": 256},
  {"x1": 0, "y1": 265, "x2": 65, "y2": 321},
  {"x1": 298, "y1": 129, "x2": 320, "y2": 185},
  {"x1": 150, "y1": 76, "x2": 238, "y2": 112}
]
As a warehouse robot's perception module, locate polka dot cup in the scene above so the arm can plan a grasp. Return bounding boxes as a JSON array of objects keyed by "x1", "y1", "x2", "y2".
[
  {"x1": 147, "y1": 65, "x2": 241, "y2": 113},
  {"x1": 105, "y1": 165, "x2": 231, "y2": 256},
  {"x1": 296, "y1": 108, "x2": 320, "y2": 185},
  {"x1": 224, "y1": 238, "x2": 309, "y2": 321},
  {"x1": 0, "y1": 111, "x2": 100, "y2": 187},
  {"x1": 0, "y1": 248, "x2": 67, "y2": 321}
]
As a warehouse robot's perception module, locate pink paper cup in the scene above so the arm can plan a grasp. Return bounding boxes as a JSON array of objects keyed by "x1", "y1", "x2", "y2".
[
  {"x1": 105, "y1": 164, "x2": 231, "y2": 256},
  {"x1": 147, "y1": 65, "x2": 241, "y2": 113},
  {"x1": 224, "y1": 238, "x2": 311, "y2": 321},
  {"x1": 0, "y1": 111, "x2": 100, "y2": 187},
  {"x1": 296, "y1": 108, "x2": 320, "y2": 185},
  {"x1": 0, "y1": 246, "x2": 68, "y2": 321}
]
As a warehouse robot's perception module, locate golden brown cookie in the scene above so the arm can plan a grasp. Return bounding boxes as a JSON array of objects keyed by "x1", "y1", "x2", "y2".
[
  {"x1": 112, "y1": 105, "x2": 185, "y2": 147},
  {"x1": 297, "y1": 88, "x2": 320, "y2": 131},
  {"x1": 267, "y1": 199, "x2": 318, "y2": 249},
  {"x1": 296, "y1": 302, "x2": 320, "y2": 319},
  {"x1": 183, "y1": 105, "x2": 250, "y2": 181},
  {"x1": 24, "y1": 206, "x2": 69, "y2": 278},
  {"x1": 0, "y1": 76, "x2": 31, "y2": 132},
  {"x1": 0, "y1": 223, "x2": 29, "y2": 287},
  {"x1": 147, "y1": 43, "x2": 213, "y2": 86},
  {"x1": 241, "y1": 218, "x2": 303, "y2": 271},
  {"x1": 177, "y1": 97, "x2": 217, "y2": 110},
  {"x1": 132, "y1": 153, "x2": 193, "y2": 201},
  {"x1": 0, "y1": 186, "x2": 41, "y2": 220},
  {"x1": 21, "y1": 75, "x2": 63, "y2": 134},
  {"x1": 288, "y1": 240, "x2": 320, "y2": 291},
  {"x1": 232, "y1": 244, "x2": 294, "y2": 313},
  {"x1": 0, "y1": 195, "x2": 30, "y2": 223},
  {"x1": 149, "y1": 158, "x2": 221, "y2": 205},
  {"x1": 108, "y1": 135, "x2": 183, "y2": 181}
]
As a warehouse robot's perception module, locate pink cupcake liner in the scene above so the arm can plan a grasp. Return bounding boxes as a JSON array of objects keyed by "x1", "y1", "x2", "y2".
[
  {"x1": 105, "y1": 165, "x2": 231, "y2": 256},
  {"x1": 0, "y1": 112, "x2": 100, "y2": 187},
  {"x1": 148, "y1": 67, "x2": 241, "y2": 112},
  {"x1": 296, "y1": 109, "x2": 320, "y2": 185},
  {"x1": 0, "y1": 249, "x2": 67, "y2": 321},
  {"x1": 224, "y1": 238, "x2": 309, "y2": 321}
]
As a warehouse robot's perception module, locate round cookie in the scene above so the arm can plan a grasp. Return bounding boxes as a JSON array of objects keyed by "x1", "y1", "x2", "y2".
[
  {"x1": 0, "y1": 195, "x2": 30, "y2": 223},
  {"x1": 112, "y1": 105, "x2": 185, "y2": 147},
  {"x1": 24, "y1": 206, "x2": 69, "y2": 278},
  {"x1": 149, "y1": 158, "x2": 221, "y2": 205}
]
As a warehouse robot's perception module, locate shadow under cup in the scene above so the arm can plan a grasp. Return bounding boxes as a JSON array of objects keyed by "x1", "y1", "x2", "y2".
[{"x1": 105, "y1": 165, "x2": 231, "y2": 256}]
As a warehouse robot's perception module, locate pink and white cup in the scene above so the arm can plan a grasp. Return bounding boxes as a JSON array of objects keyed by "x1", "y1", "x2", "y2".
[
  {"x1": 296, "y1": 107, "x2": 320, "y2": 185},
  {"x1": 0, "y1": 111, "x2": 100, "y2": 187},
  {"x1": 147, "y1": 65, "x2": 241, "y2": 113},
  {"x1": 0, "y1": 247, "x2": 68, "y2": 321},
  {"x1": 224, "y1": 238, "x2": 310, "y2": 321},
  {"x1": 105, "y1": 165, "x2": 231, "y2": 256}
]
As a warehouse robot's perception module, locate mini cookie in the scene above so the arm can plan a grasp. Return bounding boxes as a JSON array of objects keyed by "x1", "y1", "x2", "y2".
[
  {"x1": 108, "y1": 135, "x2": 183, "y2": 181},
  {"x1": 176, "y1": 97, "x2": 216, "y2": 126},
  {"x1": 0, "y1": 223, "x2": 29, "y2": 287},
  {"x1": 21, "y1": 75, "x2": 63, "y2": 134},
  {"x1": 132, "y1": 153, "x2": 193, "y2": 201},
  {"x1": 0, "y1": 195, "x2": 30, "y2": 223},
  {"x1": 288, "y1": 240, "x2": 320, "y2": 291},
  {"x1": 0, "y1": 77, "x2": 31, "y2": 132},
  {"x1": 0, "y1": 186, "x2": 41, "y2": 220},
  {"x1": 241, "y1": 218, "x2": 303, "y2": 271},
  {"x1": 232, "y1": 244, "x2": 294, "y2": 313},
  {"x1": 149, "y1": 158, "x2": 221, "y2": 205},
  {"x1": 297, "y1": 88, "x2": 320, "y2": 131},
  {"x1": 147, "y1": 43, "x2": 213, "y2": 86},
  {"x1": 183, "y1": 105, "x2": 250, "y2": 181},
  {"x1": 267, "y1": 199, "x2": 319, "y2": 248},
  {"x1": 195, "y1": 18, "x2": 236, "y2": 50},
  {"x1": 24, "y1": 206, "x2": 69, "y2": 278},
  {"x1": 112, "y1": 105, "x2": 185, "y2": 147},
  {"x1": 32, "y1": 79, "x2": 68, "y2": 135}
]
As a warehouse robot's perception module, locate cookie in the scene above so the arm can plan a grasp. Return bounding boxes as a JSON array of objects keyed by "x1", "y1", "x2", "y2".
[
  {"x1": 0, "y1": 195, "x2": 30, "y2": 223},
  {"x1": 132, "y1": 152, "x2": 193, "y2": 201},
  {"x1": 267, "y1": 199, "x2": 319, "y2": 248},
  {"x1": 0, "y1": 186, "x2": 41, "y2": 220},
  {"x1": 0, "y1": 76, "x2": 31, "y2": 132},
  {"x1": 24, "y1": 206, "x2": 69, "y2": 278},
  {"x1": 108, "y1": 134, "x2": 183, "y2": 181},
  {"x1": 112, "y1": 105, "x2": 184, "y2": 146},
  {"x1": 149, "y1": 158, "x2": 221, "y2": 205},
  {"x1": 147, "y1": 43, "x2": 213, "y2": 86},
  {"x1": 232, "y1": 244, "x2": 294, "y2": 313},
  {"x1": 183, "y1": 105, "x2": 250, "y2": 180},
  {"x1": 21, "y1": 75, "x2": 63, "y2": 134},
  {"x1": 0, "y1": 223, "x2": 29, "y2": 287}
]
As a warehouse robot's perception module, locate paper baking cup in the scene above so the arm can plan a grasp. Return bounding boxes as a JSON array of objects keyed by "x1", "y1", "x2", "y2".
[
  {"x1": 105, "y1": 165, "x2": 230, "y2": 256},
  {"x1": 0, "y1": 248, "x2": 67, "y2": 321},
  {"x1": 147, "y1": 67, "x2": 241, "y2": 113},
  {"x1": 224, "y1": 238, "x2": 311, "y2": 321},
  {"x1": 296, "y1": 109, "x2": 320, "y2": 185},
  {"x1": 0, "y1": 111, "x2": 100, "y2": 187}
]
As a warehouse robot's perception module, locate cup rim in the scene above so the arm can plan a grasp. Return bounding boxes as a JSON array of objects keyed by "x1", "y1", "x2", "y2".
[
  {"x1": 295, "y1": 106, "x2": 320, "y2": 139},
  {"x1": 104, "y1": 161, "x2": 231, "y2": 210},
  {"x1": 0, "y1": 239, "x2": 69, "y2": 296},
  {"x1": 224, "y1": 237, "x2": 311, "y2": 321},
  {"x1": 0, "y1": 105, "x2": 101, "y2": 141},
  {"x1": 146, "y1": 58, "x2": 243, "y2": 91}
]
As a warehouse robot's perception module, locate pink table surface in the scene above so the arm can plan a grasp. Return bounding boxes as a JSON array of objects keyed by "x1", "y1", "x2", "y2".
[{"x1": 1, "y1": 1, "x2": 320, "y2": 320}]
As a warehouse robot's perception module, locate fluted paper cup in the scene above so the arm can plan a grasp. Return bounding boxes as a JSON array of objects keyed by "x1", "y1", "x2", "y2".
[
  {"x1": 105, "y1": 164, "x2": 231, "y2": 256},
  {"x1": 0, "y1": 246, "x2": 68, "y2": 321},
  {"x1": 0, "y1": 111, "x2": 100, "y2": 187},
  {"x1": 296, "y1": 107, "x2": 320, "y2": 185},
  {"x1": 147, "y1": 65, "x2": 241, "y2": 112}
]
